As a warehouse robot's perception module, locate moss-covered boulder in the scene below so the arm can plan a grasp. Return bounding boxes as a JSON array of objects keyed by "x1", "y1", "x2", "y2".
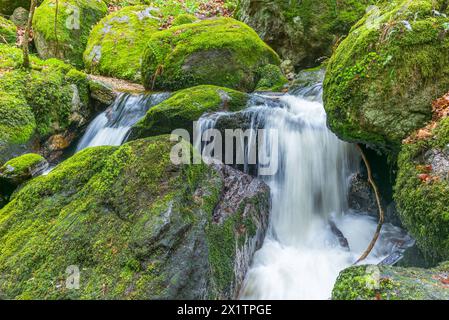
[
  {"x1": 141, "y1": 17, "x2": 281, "y2": 92},
  {"x1": 254, "y1": 64, "x2": 288, "y2": 92},
  {"x1": 0, "y1": 135, "x2": 270, "y2": 299},
  {"x1": 0, "y1": 0, "x2": 30, "y2": 16},
  {"x1": 84, "y1": 5, "x2": 163, "y2": 82},
  {"x1": 33, "y1": 0, "x2": 108, "y2": 68},
  {"x1": 0, "y1": 44, "x2": 92, "y2": 163},
  {"x1": 0, "y1": 153, "x2": 47, "y2": 188},
  {"x1": 130, "y1": 85, "x2": 249, "y2": 139},
  {"x1": 323, "y1": 0, "x2": 449, "y2": 151},
  {"x1": 236, "y1": 0, "x2": 375, "y2": 70},
  {"x1": 332, "y1": 262, "x2": 449, "y2": 300},
  {"x1": 394, "y1": 116, "x2": 449, "y2": 261},
  {"x1": 0, "y1": 15, "x2": 16, "y2": 44}
]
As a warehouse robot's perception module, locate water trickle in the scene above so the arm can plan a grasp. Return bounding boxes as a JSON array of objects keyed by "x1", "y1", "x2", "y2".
[{"x1": 76, "y1": 92, "x2": 170, "y2": 152}]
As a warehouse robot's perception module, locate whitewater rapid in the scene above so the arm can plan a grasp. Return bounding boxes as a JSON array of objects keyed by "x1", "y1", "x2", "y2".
[{"x1": 236, "y1": 91, "x2": 409, "y2": 299}]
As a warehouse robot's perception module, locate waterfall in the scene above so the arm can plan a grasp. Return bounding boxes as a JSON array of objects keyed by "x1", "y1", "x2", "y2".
[
  {"x1": 76, "y1": 92, "x2": 170, "y2": 152},
  {"x1": 196, "y1": 83, "x2": 412, "y2": 300}
]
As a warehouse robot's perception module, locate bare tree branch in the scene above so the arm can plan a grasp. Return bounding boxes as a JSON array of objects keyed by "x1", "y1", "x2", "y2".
[
  {"x1": 354, "y1": 144, "x2": 385, "y2": 264},
  {"x1": 22, "y1": 0, "x2": 37, "y2": 69}
]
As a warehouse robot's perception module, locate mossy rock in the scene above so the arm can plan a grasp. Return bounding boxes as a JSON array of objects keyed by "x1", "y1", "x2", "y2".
[
  {"x1": 323, "y1": 0, "x2": 449, "y2": 151},
  {"x1": 130, "y1": 85, "x2": 249, "y2": 139},
  {"x1": 394, "y1": 116, "x2": 449, "y2": 262},
  {"x1": 0, "y1": 153, "x2": 47, "y2": 187},
  {"x1": 172, "y1": 14, "x2": 199, "y2": 27},
  {"x1": 0, "y1": 44, "x2": 92, "y2": 163},
  {"x1": 33, "y1": 0, "x2": 108, "y2": 68},
  {"x1": 0, "y1": 0, "x2": 30, "y2": 16},
  {"x1": 84, "y1": 5, "x2": 163, "y2": 82},
  {"x1": 332, "y1": 262, "x2": 449, "y2": 300},
  {"x1": 141, "y1": 17, "x2": 281, "y2": 92},
  {"x1": 10, "y1": 7, "x2": 30, "y2": 27},
  {"x1": 236, "y1": 0, "x2": 375, "y2": 70},
  {"x1": 255, "y1": 64, "x2": 288, "y2": 92},
  {"x1": 0, "y1": 135, "x2": 270, "y2": 299},
  {"x1": 0, "y1": 15, "x2": 16, "y2": 44}
]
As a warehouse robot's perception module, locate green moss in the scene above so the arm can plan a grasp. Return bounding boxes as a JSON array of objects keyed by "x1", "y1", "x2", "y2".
[
  {"x1": 332, "y1": 262, "x2": 449, "y2": 300},
  {"x1": 33, "y1": 0, "x2": 108, "y2": 68},
  {"x1": 65, "y1": 68, "x2": 89, "y2": 106},
  {"x1": 172, "y1": 14, "x2": 198, "y2": 27},
  {"x1": 323, "y1": 0, "x2": 449, "y2": 151},
  {"x1": 255, "y1": 64, "x2": 288, "y2": 92},
  {"x1": 395, "y1": 116, "x2": 449, "y2": 261},
  {"x1": 236, "y1": 0, "x2": 375, "y2": 69},
  {"x1": 84, "y1": 5, "x2": 162, "y2": 81},
  {"x1": 0, "y1": 91, "x2": 36, "y2": 146},
  {"x1": 0, "y1": 135, "x2": 269, "y2": 299},
  {"x1": 0, "y1": 153, "x2": 44, "y2": 176},
  {"x1": 0, "y1": 44, "x2": 93, "y2": 163},
  {"x1": 0, "y1": 0, "x2": 30, "y2": 16},
  {"x1": 0, "y1": 16, "x2": 17, "y2": 44},
  {"x1": 131, "y1": 85, "x2": 249, "y2": 139},
  {"x1": 141, "y1": 17, "x2": 281, "y2": 92}
]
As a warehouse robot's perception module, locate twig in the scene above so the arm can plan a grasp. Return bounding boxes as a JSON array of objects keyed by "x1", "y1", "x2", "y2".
[{"x1": 354, "y1": 144, "x2": 385, "y2": 264}]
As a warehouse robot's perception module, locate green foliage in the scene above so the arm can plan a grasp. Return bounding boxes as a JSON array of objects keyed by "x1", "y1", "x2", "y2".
[
  {"x1": 0, "y1": 16, "x2": 17, "y2": 45},
  {"x1": 395, "y1": 117, "x2": 449, "y2": 261},
  {"x1": 141, "y1": 17, "x2": 281, "y2": 92},
  {"x1": 131, "y1": 85, "x2": 249, "y2": 139},
  {"x1": 33, "y1": 0, "x2": 108, "y2": 68},
  {"x1": 324, "y1": 0, "x2": 449, "y2": 151}
]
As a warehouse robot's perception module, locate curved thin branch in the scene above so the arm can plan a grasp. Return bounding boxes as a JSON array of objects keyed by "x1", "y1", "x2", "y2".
[
  {"x1": 54, "y1": 0, "x2": 60, "y2": 55},
  {"x1": 354, "y1": 144, "x2": 385, "y2": 264}
]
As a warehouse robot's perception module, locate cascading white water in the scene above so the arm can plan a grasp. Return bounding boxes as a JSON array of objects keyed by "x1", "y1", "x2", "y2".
[
  {"x1": 76, "y1": 92, "x2": 169, "y2": 152},
  {"x1": 237, "y1": 90, "x2": 410, "y2": 299},
  {"x1": 195, "y1": 83, "x2": 412, "y2": 300}
]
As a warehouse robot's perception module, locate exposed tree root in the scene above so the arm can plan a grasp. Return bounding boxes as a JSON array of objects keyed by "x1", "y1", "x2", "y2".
[{"x1": 354, "y1": 144, "x2": 385, "y2": 264}]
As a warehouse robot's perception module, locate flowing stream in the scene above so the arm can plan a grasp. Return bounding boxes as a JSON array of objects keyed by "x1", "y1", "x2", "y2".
[
  {"x1": 72, "y1": 82, "x2": 412, "y2": 299},
  {"x1": 197, "y1": 84, "x2": 412, "y2": 300},
  {"x1": 76, "y1": 92, "x2": 169, "y2": 151}
]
